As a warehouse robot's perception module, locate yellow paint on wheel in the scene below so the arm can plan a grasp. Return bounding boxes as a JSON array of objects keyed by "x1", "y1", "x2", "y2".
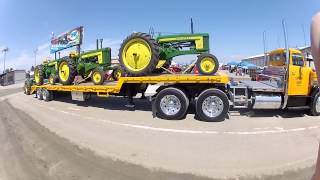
[
  {"x1": 34, "y1": 68, "x2": 40, "y2": 84},
  {"x1": 59, "y1": 61, "x2": 70, "y2": 82},
  {"x1": 122, "y1": 38, "x2": 152, "y2": 72},
  {"x1": 93, "y1": 71, "x2": 102, "y2": 84},
  {"x1": 200, "y1": 57, "x2": 215, "y2": 74},
  {"x1": 49, "y1": 76, "x2": 54, "y2": 84}
]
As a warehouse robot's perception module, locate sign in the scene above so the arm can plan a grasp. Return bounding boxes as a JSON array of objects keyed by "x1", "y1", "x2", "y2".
[{"x1": 50, "y1": 26, "x2": 83, "y2": 54}]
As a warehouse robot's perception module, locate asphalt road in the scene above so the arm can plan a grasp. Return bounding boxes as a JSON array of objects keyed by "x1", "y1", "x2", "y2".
[{"x1": 0, "y1": 88, "x2": 319, "y2": 179}]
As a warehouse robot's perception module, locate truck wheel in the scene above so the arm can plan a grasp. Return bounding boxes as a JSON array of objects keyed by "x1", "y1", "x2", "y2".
[
  {"x1": 49, "y1": 74, "x2": 58, "y2": 85},
  {"x1": 196, "y1": 88, "x2": 229, "y2": 122},
  {"x1": 196, "y1": 54, "x2": 219, "y2": 75},
  {"x1": 58, "y1": 58, "x2": 76, "y2": 85},
  {"x1": 36, "y1": 88, "x2": 43, "y2": 100},
  {"x1": 119, "y1": 32, "x2": 159, "y2": 76},
  {"x1": 155, "y1": 87, "x2": 189, "y2": 120},
  {"x1": 42, "y1": 89, "x2": 53, "y2": 102},
  {"x1": 310, "y1": 91, "x2": 320, "y2": 116},
  {"x1": 91, "y1": 69, "x2": 104, "y2": 85},
  {"x1": 34, "y1": 65, "x2": 44, "y2": 85}
]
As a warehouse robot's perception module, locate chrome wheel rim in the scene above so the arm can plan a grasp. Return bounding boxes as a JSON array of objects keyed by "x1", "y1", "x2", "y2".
[
  {"x1": 160, "y1": 95, "x2": 181, "y2": 116},
  {"x1": 37, "y1": 90, "x2": 41, "y2": 99},
  {"x1": 202, "y1": 96, "x2": 224, "y2": 118},
  {"x1": 316, "y1": 95, "x2": 320, "y2": 113}
]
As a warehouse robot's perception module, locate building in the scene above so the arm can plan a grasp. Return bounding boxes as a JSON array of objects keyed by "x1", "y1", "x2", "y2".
[
  {"x1": 0, "y1": 70, "x2": 26, "y2": 86},
  {"x1": 242, "y1": 46, "x2": 313, "y2": 68}
]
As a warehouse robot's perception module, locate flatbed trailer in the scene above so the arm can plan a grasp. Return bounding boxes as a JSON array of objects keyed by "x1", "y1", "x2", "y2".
[{"x1": 26, "y1": 71, "x2": 320, "y2": 122}]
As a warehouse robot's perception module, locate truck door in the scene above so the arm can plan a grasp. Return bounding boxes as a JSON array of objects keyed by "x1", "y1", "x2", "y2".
[{"x1": 287, "y1": 53, "x2": 310, "y2": 96}]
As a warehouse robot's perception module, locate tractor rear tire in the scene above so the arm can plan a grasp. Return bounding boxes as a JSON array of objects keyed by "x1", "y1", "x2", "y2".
[
  {"x1": 91, "y1": 69, "x2": 104, "y2": 85},
  {"x1": 119, "y1": 32, "x2": 159, "y2": 76},
  {"x1": 34, "y1": 65, "x2": 44, "y2": 85},
  {"x1": 24, "y1": 80, "x2": 32, "y2": 95},
  {"x1": 196, "y1": 53, "x2": 219, "y2": 75},
  {"x1": 58, "y1": 57, "x2": 77, "y2": 85}
]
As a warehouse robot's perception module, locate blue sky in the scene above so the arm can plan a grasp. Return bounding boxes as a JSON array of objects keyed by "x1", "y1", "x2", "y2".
[{"x1": 0, "y1": 0, "x2": 319, "y2": 71}]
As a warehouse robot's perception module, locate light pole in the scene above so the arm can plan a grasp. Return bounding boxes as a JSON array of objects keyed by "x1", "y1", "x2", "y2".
[
  {"x1": 263, "y1": 31, "x2": 267, "y2": 66},
  {"x1": 1, "y1": 47, "x2": 9, "y2": 73},
  {"x1": 34, "y1": 48, "x2": 38, "y2": 67}
]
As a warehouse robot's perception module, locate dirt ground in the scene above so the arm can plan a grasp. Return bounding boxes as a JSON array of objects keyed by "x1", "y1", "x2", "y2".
[{"x1": 0, "y1": 88, "x2": 318, "y2": 180}]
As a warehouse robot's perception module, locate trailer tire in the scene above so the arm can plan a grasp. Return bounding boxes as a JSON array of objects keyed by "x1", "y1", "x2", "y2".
[
  {"x1": 155, "y1": 87, "x2": 189, "y2": 120},
  {"x1": 196, "y1": 88, "x2": 229, "y2": 122},
  {"x1": 36, "y1": 88, "x2": 43, "y2": 100},
  {"x1": 310, "y1": 90, "x2": 320, "y2": 116},
  {"x1": 196, "y1": 53, "x2": 219, "y2": 75},
  {"x1": 42, "y1": 89, "x2": 53, "y2": 102}
]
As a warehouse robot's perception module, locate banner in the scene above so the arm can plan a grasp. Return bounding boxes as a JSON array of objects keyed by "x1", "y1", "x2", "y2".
[{"x1": 50, "y1": 26, "x2": 83, "y2": 54}]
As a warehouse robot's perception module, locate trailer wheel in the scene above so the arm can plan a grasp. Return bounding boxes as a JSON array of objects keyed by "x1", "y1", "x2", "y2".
[
  {"x1": 310, "y1": 91, "x2": 320, "y2": 116},
  {"x1": 196, "y1": 54, "x2": 219, "y2": 75},
  {"x1": 42, "y1": 89, "x2": 53, "y2": 102},
  {"x1": 155, "y1": 87, "x2": 189, "y2": 120},
  {"x1": 196, "y1": 88, "x2": 229, "y2": 122},
  {"x1": 36, "y1": 88, "x2": 43, "y2": 100}
]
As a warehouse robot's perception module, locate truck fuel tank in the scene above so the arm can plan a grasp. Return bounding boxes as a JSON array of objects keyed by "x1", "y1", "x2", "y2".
[{"x1": 252, "y1": 94, "x2": 282, "y2": 109}]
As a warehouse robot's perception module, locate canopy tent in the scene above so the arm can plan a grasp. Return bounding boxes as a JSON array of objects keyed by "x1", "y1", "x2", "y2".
[{"x1": 238, "y1": 61, "x2": 257, "y2": 69}]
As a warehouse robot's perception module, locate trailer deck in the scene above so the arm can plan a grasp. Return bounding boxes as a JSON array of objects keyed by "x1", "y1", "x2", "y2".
[{"x1": 31, "y1": 73, "x2": 230, "y2": 95}]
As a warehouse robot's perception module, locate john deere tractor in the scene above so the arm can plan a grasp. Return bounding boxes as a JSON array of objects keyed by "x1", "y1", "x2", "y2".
[
  {"x1": 118, "y1": 32, "x2": 219, "y2": 76},
  {"x1": 34, "y1": 59, "x2": 60, "y2": 85},
  {"x1": 57, "y1": 47, "x2": 112, "y2": 85}
]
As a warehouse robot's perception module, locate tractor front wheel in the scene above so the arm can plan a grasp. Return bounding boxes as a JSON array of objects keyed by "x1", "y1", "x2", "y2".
[
  {"x1": 196, "y1": 54, "x2": 219, "y2": 75},
  {"x1": 111, "y1": 66, "x2": 124, "y2": 81},
  {"x1": 58, "y1": 58, "x2": 76, "y2": 85},
  {"x1": 91, "y1": 69, "x2": 104, "y2": 85},
  {"x1": 119, "y1": 32, "x2": 159, "y2": 76}
]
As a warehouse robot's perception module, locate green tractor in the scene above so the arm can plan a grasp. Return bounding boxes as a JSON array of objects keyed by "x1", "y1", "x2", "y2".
[
  {"x1": 118, "y1": 32, "x2": 219, "y2": 76},
  {"x1": 57, "y1": 47, "x2": 113, "y2": 85},
  {"x1": 34, "y1": 59, "x2": 59, "y2": 85}
]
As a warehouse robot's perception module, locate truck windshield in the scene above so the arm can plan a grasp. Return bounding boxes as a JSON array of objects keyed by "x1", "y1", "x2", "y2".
[
  {"x1": 268, "y1": 53, "x2": 286, "y2": 66},
  {"x1": 291, "y1": 54, "x2": 304, "y2": 66}
]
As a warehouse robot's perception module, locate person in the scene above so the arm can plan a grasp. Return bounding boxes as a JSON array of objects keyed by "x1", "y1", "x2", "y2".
[{"x1": 311, "y1": 12, "x2": 320, "y2": 180}]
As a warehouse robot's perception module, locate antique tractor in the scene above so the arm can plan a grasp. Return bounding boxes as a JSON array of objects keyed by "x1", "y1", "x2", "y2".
[
  {"x1": 34, "y1": 59, "x2": 59, "y2": 85},
  {"x1": 118, "y1": 32, "x2": 219, "y2": 76},
  {"x1": 57, "y1": 47, "x2": 112, "y2": 85}
]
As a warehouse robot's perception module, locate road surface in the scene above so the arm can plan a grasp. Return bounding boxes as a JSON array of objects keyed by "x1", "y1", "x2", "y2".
[{"x1": 0, "y1": 87, "x2": 319, "y2": 179}]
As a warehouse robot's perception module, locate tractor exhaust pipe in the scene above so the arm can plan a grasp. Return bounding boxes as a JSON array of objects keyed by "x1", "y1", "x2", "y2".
[
  {"x1": 96, "y1": 39, "x2": 99, "y2": 50},
  {"x1": 100, "y1": 39, "x2": 103, "y2": 49}
]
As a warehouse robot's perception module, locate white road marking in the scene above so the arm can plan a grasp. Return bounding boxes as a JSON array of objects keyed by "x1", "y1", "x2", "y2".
[
  {"x1": 67, "y1": 107, "x2": 81, "y2": 111},
  {"x1": 34, "y1": 102, "x2": 320, "y2": 135}
]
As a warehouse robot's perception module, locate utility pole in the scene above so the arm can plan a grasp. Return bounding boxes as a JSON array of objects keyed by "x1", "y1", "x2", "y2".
[
  {"x1": 34, "y1": 48, "x2": 38, "y2": 67},
  {"x1": 263, "y1": 31, "x2": 267, "y2": 66},
  {"x1": 301, "y1": 24, "x2": 307, "y2": 47},
  {"x1": 1, "y1": 47, "x2": 9, "y2": 73}
]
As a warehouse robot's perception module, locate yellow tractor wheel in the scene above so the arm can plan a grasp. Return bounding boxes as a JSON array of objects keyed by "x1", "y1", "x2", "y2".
[
  {"x1": 119, "y1": 32, "x2": 159, "y2": 76},
  {"x1": 34, "y1": 65, "x2": 44, "y2": 85},
  {"x1": 111, "y1": 67, "x2": 124, "y2": 81},
  {"x1": 91, "y1": 70, "x2": 104, "y2": 85},
  {"x1": 196, "y1": 54, "x2": 219, "y2": 75},
  {"x1": 48, "y1": 74, "x2": 57, "y2": 85},
  {"x1": 58, "y1": 58, "x2": 76, "y2": 85}
]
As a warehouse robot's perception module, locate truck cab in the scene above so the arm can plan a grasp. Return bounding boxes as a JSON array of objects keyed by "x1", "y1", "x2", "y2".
[{"x1": 267, "y1": 48, "x2": 317, "y2": 96}]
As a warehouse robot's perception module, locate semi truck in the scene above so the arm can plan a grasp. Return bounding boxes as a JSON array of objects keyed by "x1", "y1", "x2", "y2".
[{"x1": 24, "y1": 47, "x2": 320, "y2": 122}]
